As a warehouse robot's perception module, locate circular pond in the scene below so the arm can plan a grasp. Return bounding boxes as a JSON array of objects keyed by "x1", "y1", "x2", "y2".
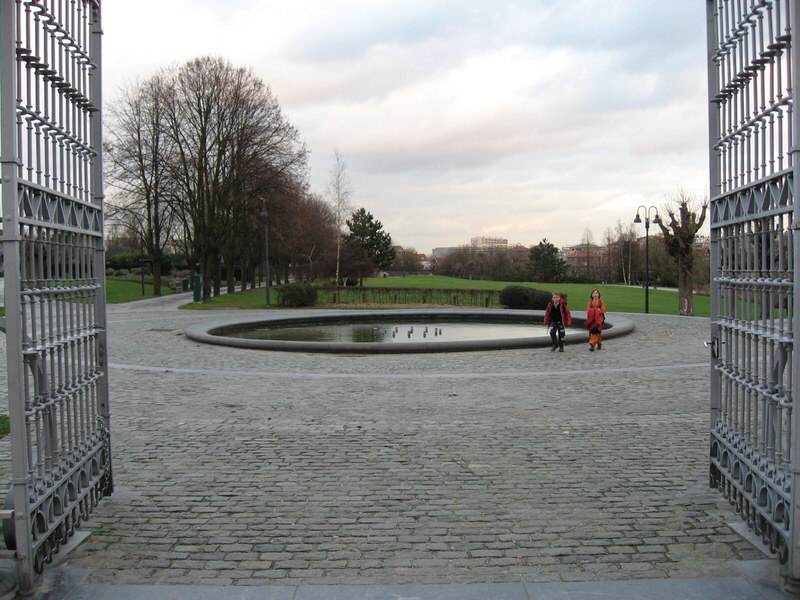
[
  {"x1": 229, "y1": 321, "x2": 550, "y2": 344},
  {"x1": 184, "y1": 309, "x2": 635, "y2": 353}
]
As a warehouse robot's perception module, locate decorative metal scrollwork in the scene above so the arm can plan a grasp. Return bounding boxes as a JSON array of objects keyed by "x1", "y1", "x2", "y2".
[{"x1": 710, "y1": 432, "x2": 790, "y2": 563}]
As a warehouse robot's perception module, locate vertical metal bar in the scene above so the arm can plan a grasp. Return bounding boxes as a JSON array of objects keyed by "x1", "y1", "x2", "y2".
[
  {"x1": 710, "y1": 0, "x2": 722, "y2": 433},
  {"x1": 786, "y1": 0, "x2": 800, "y2": 584},
  {"x1": 89, "y1": 0, "x2": 111, "y2": 494},
  {"x1": 1, "y1": 0, "x2": 36, "y2": 591}
]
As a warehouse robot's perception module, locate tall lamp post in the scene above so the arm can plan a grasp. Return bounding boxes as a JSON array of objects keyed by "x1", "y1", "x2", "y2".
[
  {"x1": 633, "y1": 205, "x2": 660, "y2": 314},
  {"x1": 261, "y1": 200, "x2": 271, "y2": 306}
]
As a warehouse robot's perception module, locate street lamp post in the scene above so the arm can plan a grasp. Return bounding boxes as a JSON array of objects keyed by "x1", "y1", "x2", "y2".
[
  {"x1": 261, "y1": 200, "x2": 271, "y2": 306},
  {"x1": 633, "y1": 205, "x2": 660, "y2": 314}
]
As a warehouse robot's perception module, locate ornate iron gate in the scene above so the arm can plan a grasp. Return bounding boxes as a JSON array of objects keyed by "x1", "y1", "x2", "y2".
[
  {"x1": 707, "y1": 0, "x2": 800, "y2": 585},
  {"x1": 0, "y1": 0, "x2": 111, "y2": 593}
]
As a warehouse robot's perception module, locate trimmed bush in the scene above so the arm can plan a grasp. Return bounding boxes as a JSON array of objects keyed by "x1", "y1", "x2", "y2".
[
  {"x1": 499, "y1": 286, "x2": 553, "y2": 310},
  {"x1": 499, "y1": 285, "x2": 532, "y2": 309},
  {"x1": 277, "y1": 282, "x2": 317, "y2": 307},
  {"x1": 529, "y1": 288, "x2": 555, "y2": 309}
]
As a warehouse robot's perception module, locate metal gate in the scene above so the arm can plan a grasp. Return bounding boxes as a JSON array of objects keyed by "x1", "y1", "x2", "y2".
[
  {"x1": 707, "y1": 0, "x2": 800, "y2": 585},
  {"x1": 0, "y1": 0, "x2": 112, "y2": 593}
]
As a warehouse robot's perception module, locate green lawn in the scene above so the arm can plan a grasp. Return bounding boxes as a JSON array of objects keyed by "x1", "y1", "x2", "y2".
[
  {"x1": 361, "y1": 275, "x2": 709, "y2": 316},
  {"x1": 181, "y1": 275, "x2": 709, "y2": 317},
  {"x1": 0, "y1": 277, "x2": 710, "y2": 315},
  {"x1": 183, "y1": 286, "x2": 280, "y2": 310},
  {"x1": 106, "y1": 279, "x2": 175, "y2": 303}
]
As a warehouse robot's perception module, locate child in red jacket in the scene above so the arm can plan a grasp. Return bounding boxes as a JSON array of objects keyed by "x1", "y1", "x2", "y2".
[
  {"x1": 544, "y1": 292, "x2": 572, "y2": 352},
  {"x1": 585, "y1": 288, "x2": 606, "y2": 351}
]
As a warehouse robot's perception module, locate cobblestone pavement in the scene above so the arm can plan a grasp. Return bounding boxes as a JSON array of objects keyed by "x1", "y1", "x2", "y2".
[{"x1": 0, "y1": 294, "x2": 769, "y2": 589}]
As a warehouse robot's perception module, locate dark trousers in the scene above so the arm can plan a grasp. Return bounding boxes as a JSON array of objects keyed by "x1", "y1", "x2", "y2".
[{"x1": 549, "y1": 323, "x2": 564, "y2": 346}]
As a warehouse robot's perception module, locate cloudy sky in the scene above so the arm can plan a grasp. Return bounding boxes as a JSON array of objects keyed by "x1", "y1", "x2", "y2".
[{"x1": 102, "y1": 0, "x2": 709, "y2": 254}]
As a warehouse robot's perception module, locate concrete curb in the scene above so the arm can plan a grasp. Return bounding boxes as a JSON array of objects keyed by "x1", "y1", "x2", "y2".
[{"x1": 184, "y1": 309, "x2": 635, "y2": 353}]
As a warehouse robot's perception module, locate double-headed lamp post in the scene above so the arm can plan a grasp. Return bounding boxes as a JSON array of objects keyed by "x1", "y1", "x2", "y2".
[
  {"x1": 261, "y1": 200, "x2": 271, "y2": 306},
  {"x1": 633, "y1": 205, "x2": 660, "y2": 314}
]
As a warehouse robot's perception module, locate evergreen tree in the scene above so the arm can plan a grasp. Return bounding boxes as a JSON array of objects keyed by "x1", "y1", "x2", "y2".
[
  {"x1": 344, "y1": 208, "x2": 396, "y2": 282},
  {"x1": 528, "y1": 239, "x2": 567, "y2": 283}
]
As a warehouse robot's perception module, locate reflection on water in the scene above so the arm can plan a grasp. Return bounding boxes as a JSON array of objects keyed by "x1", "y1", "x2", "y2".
[{"x1": 232, "y1": 322, "x2": 550, "y2": 343}]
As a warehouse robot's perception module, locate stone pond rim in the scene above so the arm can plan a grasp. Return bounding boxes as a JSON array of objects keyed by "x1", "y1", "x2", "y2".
[{"x1": 184, "y1": 309, "x2": 635, "y2": 354}]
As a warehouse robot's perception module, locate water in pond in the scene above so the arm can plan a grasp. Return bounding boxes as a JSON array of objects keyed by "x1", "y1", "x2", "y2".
[{"x1": 231, "y1": 322, "x2": 550, "y2": 344}]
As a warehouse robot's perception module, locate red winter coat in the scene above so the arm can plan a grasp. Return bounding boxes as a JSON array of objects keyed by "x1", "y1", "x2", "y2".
[
  {"x1": 585, "y1": 299, "x2": 606, "y2": 332},
  {"x1": 544, "y1": 299, "x2": 572, "y2": 326}
]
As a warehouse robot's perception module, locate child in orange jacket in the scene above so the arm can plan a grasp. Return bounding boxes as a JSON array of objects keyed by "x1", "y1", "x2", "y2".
[{"x1": 585, "y1": 288, "x2": 606, "y2": 351}]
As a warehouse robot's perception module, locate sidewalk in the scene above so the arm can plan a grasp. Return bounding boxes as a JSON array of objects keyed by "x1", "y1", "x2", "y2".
[{"x1": 0, "y1": 293, "x2": 791, "y2": 598}]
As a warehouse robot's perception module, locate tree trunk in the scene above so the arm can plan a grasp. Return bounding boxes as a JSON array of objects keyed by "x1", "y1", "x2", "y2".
[
  {"x1": 677, "y1": 260, "x2": 694, "y2": 316},
  {"x1": 152, "y1": 260, "x2": 162, "y2": 297},
  {"x1": 214, "y1": 260, "x2": 222, "y2": 298}
]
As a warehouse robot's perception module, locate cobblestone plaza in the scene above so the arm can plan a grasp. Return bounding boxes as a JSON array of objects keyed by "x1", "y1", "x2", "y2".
[{"x1": 0, "y1": 293, "x2": 784, "y2": 598}]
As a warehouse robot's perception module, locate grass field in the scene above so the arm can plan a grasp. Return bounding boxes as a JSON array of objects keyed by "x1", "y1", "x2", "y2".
[
  {"x1": 106, "y1": 279, "x2": 171, "y2": 303},
  {"x1": 0, "y1": 277, "x2": 708, "y2": 316},
  {"x1": 184, "y1": 275, "x2": 710, "y2": 317}
]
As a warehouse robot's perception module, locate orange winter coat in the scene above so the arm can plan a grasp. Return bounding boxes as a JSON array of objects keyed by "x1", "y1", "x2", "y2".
[{"x1": 585, "y1": 299, "x2": 606, "y2": 332}]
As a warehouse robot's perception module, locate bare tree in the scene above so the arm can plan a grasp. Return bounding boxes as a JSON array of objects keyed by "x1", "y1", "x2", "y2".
[
  {"x1": 285, "y1": 193, "x2": 338, "y2": 281},
  {"x1": 328, "y1": 149, "x2": 352, "y2": 284},
  {"x1": 602, "y1": 227, "x2": 615, "y2": 282},
  {"x1": 657, "y1": 191, "x2": 708, "y2": 316},
  {"x1": 580, "y1": 227, "x2": 595, "y2": 282},
  {"x1": 160, "y1": 56, "x2": 307, "y2": 300},
  {"x1": 612, "y1": 220, "x2": 639, "y2": 285},
  {"x1": 106, "y1": 57, "x2": 309, "y2": 302},
  {"x1": 106, "y1": 75, "x2": 175, "y2": 295},
  {"x1": 392, "y1": 246, "x2": 422, "y2": 274}
]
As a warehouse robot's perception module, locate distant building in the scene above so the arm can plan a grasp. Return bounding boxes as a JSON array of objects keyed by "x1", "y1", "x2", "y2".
[
  {"x1": 432, "y1": 247, "x2": 456, "y2": 260},
  {"x1": 507, "y1": 244, "x2": 530, "y2": 265},
  {"x1": 561, "y1": 243, "x2": 608, "y2": 280},
  {"x1": 470, "y1": 236, "x2": 508, "y2": 250}
]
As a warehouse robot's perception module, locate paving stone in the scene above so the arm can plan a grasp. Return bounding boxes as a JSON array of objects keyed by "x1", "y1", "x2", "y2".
[{"x1": 0, "y1": 298, "x2": 774, "y2": 592}]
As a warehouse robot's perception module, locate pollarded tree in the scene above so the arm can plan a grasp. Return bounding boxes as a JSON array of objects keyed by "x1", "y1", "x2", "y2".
[
  {"x1": 657, "y1": 191, "x2": 708, "y2": 316},
  {"x1": 343, "y1": 208, "x2": 396, "y2": 284},
  {"x1": 528, "y1": 239, "x2": 567, "y2": 283}
]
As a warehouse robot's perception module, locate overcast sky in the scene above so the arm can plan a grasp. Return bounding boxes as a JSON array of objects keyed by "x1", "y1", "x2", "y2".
[{"x1": 102, "y1": 0, "x2": 709, "y2": 254}]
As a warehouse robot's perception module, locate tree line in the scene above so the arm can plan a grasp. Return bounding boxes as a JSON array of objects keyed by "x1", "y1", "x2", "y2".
[
  {"x1": 437, "y1": 193, "x2": 708, "y2": 315},
  {"x1": 107, "y1": 55, "x2": 706, "y2": 314},
  {"x1": 106, "y1": 56, "x2": 394, "y2": 299}
]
